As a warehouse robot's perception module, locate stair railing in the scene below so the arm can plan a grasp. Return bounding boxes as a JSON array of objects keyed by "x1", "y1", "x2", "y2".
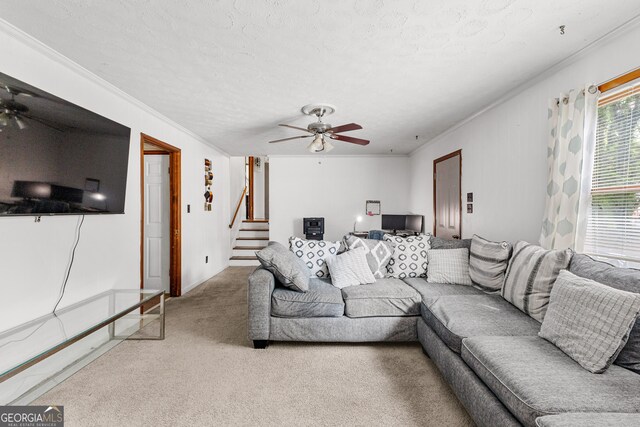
[{"x1": 229, "y1": 186, "x2": 247, "y2": 229}]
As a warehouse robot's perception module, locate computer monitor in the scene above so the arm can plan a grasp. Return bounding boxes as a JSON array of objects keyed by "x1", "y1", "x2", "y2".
[
  {"x1": 381, "y1": 214, "x2": 406, "y2": 231},
  {"x1": 405, "y1": 215, "x2": 424, "y2": 233}
]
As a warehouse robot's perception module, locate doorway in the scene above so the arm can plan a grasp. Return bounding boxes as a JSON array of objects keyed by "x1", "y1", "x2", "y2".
[
  {"x1": 140, "y1": 133, "x2": 182, "y2": 297},
  {"x1": 433, "y1": 149, "x2": 462, "y2": 239}
]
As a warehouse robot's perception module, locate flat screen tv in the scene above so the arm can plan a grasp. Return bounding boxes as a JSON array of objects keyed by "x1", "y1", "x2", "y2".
[
  {"x1": 0, "y1": 71, "x2": 131, "y2": 216},
  {"x1": 381, "y1": 214, "x2": 406, "y2": 231}
]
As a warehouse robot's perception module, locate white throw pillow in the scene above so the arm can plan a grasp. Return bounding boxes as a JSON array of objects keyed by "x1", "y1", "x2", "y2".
[
  {"x1": 427, "y1": 248, "x2": 473, "y2": 285},
  {"x1": 325, "y1": 247, "x2": 376, "y2": 289},
  {"x1": 384, "y1": 234, "x2": 430, "y2": 279},
  {"x1": 289, "y1": 237, "x2": 341, "y2": 278}
]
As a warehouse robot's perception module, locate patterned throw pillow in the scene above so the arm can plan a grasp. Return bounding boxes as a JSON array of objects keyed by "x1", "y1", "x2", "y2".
[
  {"x1": 384, "y1": 234, "x2": 430, "y2": 279},
  {"x1": 427, "y1": 248, "x2": 473, "y2": 285},
  {"x1": 539, "y1": 270, "x2": 640, "y2": 373},
  {"x1": 501, "y1": 241, "x2": 572, "y2": 322},
  {"x1": 469, "y1": 235, "x2": 513, "y2": 293},
  {"x1": 325, "y1": 247, "x2": 376, "y2": 289},
  {"x1": 289, "y1": 237, "x2": 341, "y2": 278},
  {"x1": 343, "y1": 235, "x2": 394, "y2": 278}
]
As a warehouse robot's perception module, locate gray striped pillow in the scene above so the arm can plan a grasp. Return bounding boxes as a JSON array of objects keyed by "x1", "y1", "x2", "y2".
[
  {"x1": 469, "y1": 235, "x2": 512, "y2": 293},
  {"x1": 539, "y1": 270, "x2": 640, "y2": 373},
  {"x1": 501, "y1": 241, "x2": 572, "y2": 322},
  {"x1": 427, "y1": 248, "x2": 473, "y2": 285}
]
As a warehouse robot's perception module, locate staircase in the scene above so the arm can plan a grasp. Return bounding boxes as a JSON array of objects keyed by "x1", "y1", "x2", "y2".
[{"x1": 229, "y1": 219, "x2": 269, "y2": 266}]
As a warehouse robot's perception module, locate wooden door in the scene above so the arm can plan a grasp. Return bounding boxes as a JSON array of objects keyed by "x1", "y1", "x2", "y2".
[
  {"x1": 434, "y1": 150, "x2": 462, "y2": 239},
  {"x1": 143, "y1": 154, "x2": 170, "y2": 292}
]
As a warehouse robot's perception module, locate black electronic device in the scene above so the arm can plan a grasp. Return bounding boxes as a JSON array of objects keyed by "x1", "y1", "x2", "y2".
[
  {"x1": 303, "y1": 217, "x2": 324, "y2": 240},
  {"x1": 0, "y1": 71, "x2": 131, "y2": 216},
  {"x1": 381, "y1": 214, "x2": 406, "y2": 232},
  {"x1": 382, "y1": 214, "x2": 424, "y2": 235},
  {"x1": 405, "y1": 214, "x2": 424, "y2": 233}
]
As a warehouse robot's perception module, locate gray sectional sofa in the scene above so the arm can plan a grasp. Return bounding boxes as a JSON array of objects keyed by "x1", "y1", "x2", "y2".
[{"x1": 247, "y1": 241, "x2": 640, "y2": 427}]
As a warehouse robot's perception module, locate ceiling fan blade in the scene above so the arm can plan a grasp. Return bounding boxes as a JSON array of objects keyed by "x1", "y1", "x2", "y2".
[
  {"x1": 268, "y1": 135, "x2": 312, "y2": 143},
  {"x1": 278, "y1": 124, "x2": 313, "y2": 133},
  {"x1": 329, "y1": 134, "x2": 370, "y2": 146},
  {"x1": 21, "y1": 114, "x2": 67, "y2": 132},
  {"x1": 327, "y1": 123, "x2": 362, "y2": 134}
]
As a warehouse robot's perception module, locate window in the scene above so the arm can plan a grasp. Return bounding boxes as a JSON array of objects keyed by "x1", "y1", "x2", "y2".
[{"x1": 584, "y1": 75, "x2": 640, "y2": 267}]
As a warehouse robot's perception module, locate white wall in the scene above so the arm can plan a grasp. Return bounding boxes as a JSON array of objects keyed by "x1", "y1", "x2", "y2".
[
  {"x1": 269, "y1": 156, "x2": 412, "y2": 243},
  {"x1": 0, "y1": 23, "x2": 231, "y2": 332},
  {"x1": 409, "y1": 23, "x2": 640, "y2": 244}
]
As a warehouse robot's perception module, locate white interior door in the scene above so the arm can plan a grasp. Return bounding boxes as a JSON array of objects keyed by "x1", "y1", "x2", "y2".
[
  {"x1": 435, "y1": 152, "x2": 461, "y2": 239},
  {"x1": 144, "y1": 155, "x2": 170, "y2": 292}
]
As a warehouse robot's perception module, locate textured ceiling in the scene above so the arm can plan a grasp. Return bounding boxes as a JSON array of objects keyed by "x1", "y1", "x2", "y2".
[{"x1": 1, "y1": 0, "x2": 640, "y2": 155}]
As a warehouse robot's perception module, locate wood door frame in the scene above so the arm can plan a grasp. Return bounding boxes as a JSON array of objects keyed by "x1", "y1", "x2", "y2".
[
  {"x1": 140, "y1": 133, "x2": 182, "y2": 297},
  {"x1": 247, "y1": 156, "x2": 254, "y2": 220},
  {"x1": 433, "y1": 149, "x2": 462, "y2": 238}
]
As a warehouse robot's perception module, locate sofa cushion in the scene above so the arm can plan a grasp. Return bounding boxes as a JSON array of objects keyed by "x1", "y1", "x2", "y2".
[
  {"x1": 271, "y1": 278, "x2": 344, "y2": 318},
  {"x1": 325, "y1": 246, "x2": 376, "y2": 289},
  {"x1": 469, "y1": 234, "x2": 512, "y2": 292},
  {"x1": 536, "y1": 412, "x2": 640, "y2": 427},
  {"x1": 422, "y1": 294, "x2": 540, "y2": 353},
  {"x1": 403, "y1": 278, "x2": 483, "y2": 307},
  {"x1": 461, "y1": 336, "x2": 640, "y2": 427},
  {"x1": 501, "y1": 241, "x2": 573, "y2": 322},
  {"x1": 255, "y1": 242, "x2": 310, "y2": 292},
  {"x1": 384, "y1": 234, "x2": 430, "y2": 279},
  {"x1": 341, "y1": 278, "x2": 421, "y2": 318},
  {"x1": 289, "y1": 237, "x2": 341, "y2": 278},
  {"x1": 343, "y1": 235, "x2": 395, "y2": 278},
  {"x1": 569, "y1": 253, "x2": 640, "y2": 374},
  {"x1": 539, "y1": 270, "x2": 640, "y2": 373},
  {"x1": 429, "y1": 235, "x2": 471, "y2": 250},
  {"x1": 427, "y1": 248, "x2": 473, "y2": 285}
]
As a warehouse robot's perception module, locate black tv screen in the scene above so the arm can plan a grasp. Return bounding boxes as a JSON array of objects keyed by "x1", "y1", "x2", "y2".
[
  {"x1": 0, "y1": 71, "x2": 131, "y2": 216},
  {"x1": 382, "y1": 214, "x2": 406, "y2": 231},
  {"x1": 405, "y1": 215, "x2": 424, "y2": 233}
]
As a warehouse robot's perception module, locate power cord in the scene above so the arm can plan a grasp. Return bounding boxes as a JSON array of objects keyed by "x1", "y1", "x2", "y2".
[{"x1": 53, "y1": 215, "x2": 85, "y2": 313}]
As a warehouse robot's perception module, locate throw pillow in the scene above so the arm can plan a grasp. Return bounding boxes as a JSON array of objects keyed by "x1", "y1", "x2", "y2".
[
  {"x1": 384, "y1": 234, "x2": 430, "y2": 279},
  {"x1": 343, "y1": 235, "x2": 394, "y2": 278},
  {"x1": 427, "y1": 248, "x2": 473, "y2": 285},
  {"x1": 325, "y1": 246, "x2": 376, "y2": 289},
  {"x1": 289, "y1": 237, "x2": 341, "y2": 278},
  {"x1": 469, "y1": 234, "x2": 513, "y2": 293},
  {"x1": 569, "y1": 253, "x2": 640, "y2": 374},
  {"x1": 501, "y1": 241, "x2": 572, "y2": 322},
  {"x1": 256, "y1": 243, "x2": 310, "y2": 292},
  {"x1": 429, "y1": 235, "x2": 471, "y2": 250},
  {"x1": 539, "y1": 270, "x2": 640, "y2": 373}
]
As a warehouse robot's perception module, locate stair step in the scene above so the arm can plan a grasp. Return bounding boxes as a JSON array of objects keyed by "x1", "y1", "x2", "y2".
[
  {"x1": 230, "y1": 256, "x2": 258, "y2": 260},
  {"x1": 234, "y1": 246, "x2": 267, "y2": 250},
  {"x1": 239, "y1": 228, "x2": 268, "y2": 231},
  {"x1": 237, "y1": 237, "x2": 269, "y2": 240}
]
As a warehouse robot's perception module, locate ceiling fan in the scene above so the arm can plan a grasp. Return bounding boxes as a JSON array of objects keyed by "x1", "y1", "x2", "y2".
[
  {"x1": 0, "y1": 84, "x2": 64, "y2": 132},
  {"x1": 269, "y1": 104, "x2": 369, "y2": 152}
]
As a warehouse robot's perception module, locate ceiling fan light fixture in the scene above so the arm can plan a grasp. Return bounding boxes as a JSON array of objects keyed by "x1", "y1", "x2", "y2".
[
  {"x1": 0, "y1": 113, "x2": 8, "y2": 127},
  {"x1": 307, "y1": 134, "x2": 325, "y2": 153},
  {"x1": 323, "y1": 139, "x2": 335, "y2": 152}
]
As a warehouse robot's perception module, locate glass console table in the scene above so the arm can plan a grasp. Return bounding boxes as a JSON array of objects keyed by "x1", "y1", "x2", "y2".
[{"x1": 0, "y1": 289, "x2": 165, "y2": 390}]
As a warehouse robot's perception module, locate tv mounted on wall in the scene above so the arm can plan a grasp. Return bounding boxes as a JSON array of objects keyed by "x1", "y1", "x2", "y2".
[{"x1": 0, "y1": 71, "x2": 131, "y2": 216}]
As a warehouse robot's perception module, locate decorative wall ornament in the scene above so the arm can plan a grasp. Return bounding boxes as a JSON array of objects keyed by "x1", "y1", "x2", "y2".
[{"x1": 204, "y1": 158, "x2": 213, "y2": 211}]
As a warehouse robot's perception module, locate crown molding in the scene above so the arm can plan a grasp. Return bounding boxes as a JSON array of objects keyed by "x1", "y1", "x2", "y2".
[
  {"x1": 410, "y1": 12, "x2": 640, "y2": 157},
  {"x1": 0, "y1": 18, "x2": 228, "y2": 157}
]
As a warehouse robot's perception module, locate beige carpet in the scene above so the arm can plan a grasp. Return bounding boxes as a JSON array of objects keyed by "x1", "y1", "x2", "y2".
[{"x1": 34, "y1": 267, "x2": 473, "y2": 426}]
